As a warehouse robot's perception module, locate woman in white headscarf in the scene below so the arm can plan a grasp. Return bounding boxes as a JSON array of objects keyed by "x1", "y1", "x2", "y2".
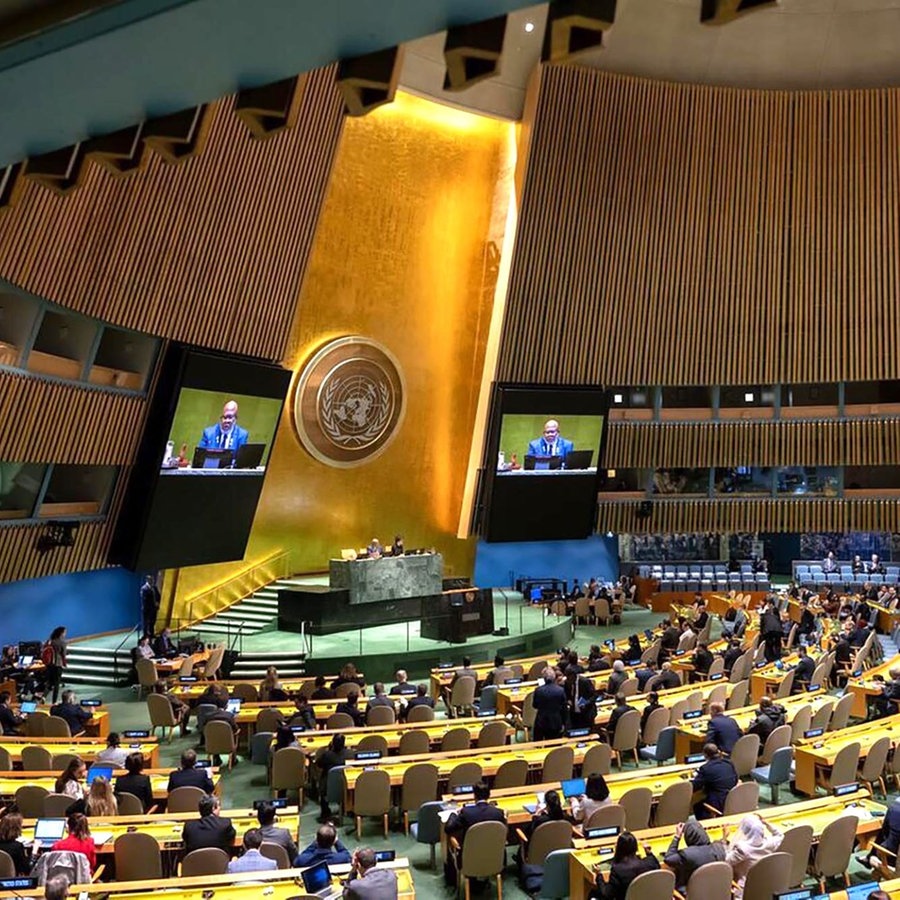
[{"x1": 724, "y1": 813, "x2": 783, "y2": 895}]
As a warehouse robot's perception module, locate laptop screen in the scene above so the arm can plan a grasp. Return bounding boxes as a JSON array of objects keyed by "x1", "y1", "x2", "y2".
[
  {"x1": 301, "y1": 861, "x2": 331, "y2": 894},
  {"x1": 19, "y1": 701, "x2": 37, "y2": 714},
  {"x1": 18, "y1": 656, "x2": 33, "y2": 668},
  {"x1": 33, "y1": 819, "x2": 67, "y2": 842},
  {"x1": 87, "y1": 766, "x2": 113, "y2": 785},
  {"x1": 561, "y1": 778, "x2": 586, "y2": 799},
  {"x1": 226, "y1": 698, "x2": 242, "y2": 714}
]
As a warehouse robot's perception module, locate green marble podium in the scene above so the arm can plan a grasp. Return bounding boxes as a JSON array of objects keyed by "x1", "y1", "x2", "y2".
[{"x1": 329, "y1": 553, "x2": 443, "y2": 604}]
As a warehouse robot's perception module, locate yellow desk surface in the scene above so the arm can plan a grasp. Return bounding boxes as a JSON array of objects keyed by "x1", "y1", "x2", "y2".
[
  {"x1": 749, "y1": 648, "x2": 828, "y2": 702},
  {"x1": 669, "y1": 639, "x2": 730, "y2": 677},
  {"x1": 568, "y1": 788, "x2": 884, "y2": 900},
  {"x1": 846, "y1": 653, "x2": 900, "y2": 718},
  {"x1": 594, "y1": 678, "x2": 733, "y2": 728},
  {"x1": 673, "y1": 689, "x2": 830, "y2": 761},
  {"x1": 169, "y1": 678, "x2": 368, "y2": 702},
  {"x1": 154, "y1": 650, "x2": 210, "y2": 677},
  {"x1": 12, "y1": 706, "x2": 112, "y2": 738},
  {"x1": 793, "y1": 712, "x2": 900, "y2": 795},
  {"x1": 0, "y1": 737, "x2": 159, "y2": 768},
  {"x1": 0, "y1": 768, "x2": 220, "y2": 801},
  {"x1": 233, "y1": 698, "x2": 366, "y2": 728},
  {"x1": 0, "y1": 862, "x2": 415, "y2": 899},
  {"x1": 429, "y1": 654, "x2": 555, "y2": 700},
  {"x1": 441, "y1": 762, "x2": 700, "y2": 827},
  {"x1": 22, "y1": 807, "x2": 301, "y2": 853}
]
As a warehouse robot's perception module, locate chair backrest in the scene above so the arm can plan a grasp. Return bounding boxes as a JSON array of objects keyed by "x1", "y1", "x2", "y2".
[
  {"x1": 809, "y1": 662, "x2": 828, "y2": 687},
  {"x1": 624, "y1": 868, "x2": 675, "y2": 900},
  {"x1": 527, "y1": 660, "x2": 548, "y2": 680},
  {"x1": 478, "y1": 685, "x2": 499, "y2": 714},
  {"x1": 829, "y1": 693, "x2": 854, "y2": 731},
  {"x1": 51, "y1": 753, "x2": 77, "y2": 771},
  {"x1": 584, "y1": 804, "x2": 626, "y2": 830},
  {"x1": 493, "y1": 758, "x2": 529, "y2": 789},
  {"x1": 477, "y1": 720, "x2": 509, "y2": 748},
  {"x1": 685, "y1": 860, "x2": 732, "y2": 900},
  {"x1": 114, "y1": 831, "x2": 163, "y2": 881},
  {"x1": 367, "y1": 705, "x2": 395, "y2": 726},
  {"x1": 334, "y1": 682, "x2": 360, "y2": 699},
  {"x1": 668, "y1": 699, "x2": 688, "y2": 724},
  {"x1": 723, "y1": 781, "x2": 759, "y2": 816},
  {"x1": 203, "y1": 647, "x2": 225, "y2": 679},
  {"x1": 43, "y1": 716, "x2": 72, "y2": 738},
  {"x1": 812, "y1": 815, "x2": 859, "y2": 879},
  {"x1": 730, "y1": 733, "x2": 761, "y2": 778},
  {"x1": 861, "y1": 735, "x2": 891, "y2": 783},
  {"x1": 231, "y1": 683, "x2": 258, "y2": 702},
  {"x1": 810, "y1": 698, "x2": 834, "y2": 731},
  {"x1": 641, "y1": 706, "x2": 669, "y2": 746},
  {"x1": 540, "y1": 849, "x2": 573, "y2": 900},
  {"x1": 441, "y1": 727, "x2": 471, "y2": 752},
  {"x1": 789, "y1": 704, "x2": 812, "y2": 743},
  {"x1": 706, "y1": 683, "x2": 728, "y2": 708},
  {"x1": 401, "y1": 763, "x2": 439, "y2": 815},
  {"x1": 355, "y1": 734, "x2": 389, "y2": 754},
  {"x1": 829, "y1": 741, "x2": 861, "y2": 788},
  {"x1": 255, "y1": 708, "x2": 285, "y2": 733},
  {"x1": 685, "y1": 691, "x2": 703, "y2": 712},
  {"x1": 259, "y1": 841, "x2": 291, "y2": 869},
  {"x1": 136, "y1": 658, "x2": 158, "y2": 688},
  {"x1": 250, "y1": 731, "x2": 274, "y2": 765},
  {"x1": 449, "y1": 675, "x2": 476, "y2": 709},
  {"x1": 707, "y1": 657, "x2": 725, "y2": 679},
  {"x1": 492, "y1": 667, "x2": 515, "y2": 686},
  {"x1": 271, "y1": 746, "x2": 305, "y2": 792},
  {"x1": 460, "y1": 820, "x2": 507, "y2": 879},
  {"x1": 0, "y1": 850, "x2": 13, "y2": 879},
  {"x1": 204, "y1": 719, "x2": 236, "y2": 754},
  {"x1": 727, "y1": 679, "x2": 749, "y2": 708},
  {"x1": 619, "y1": 677, "x2": 639, "y2": 697},
  {"x1": 778, "y1": 824, "x2": 813, "y2": 888},
  {"x1": 181, "y1": 847, "x2": 229, "y2": 877},
  {"x1": 612, "y1": 710, "x2": 641, "y2": 752},
  {"x1": 522, "y1": 692, "x2": 537, "y2": 730},
  {"x1": 325, "y1": 712, "x2": 354, "y2": 730},
  {"x1": 619, "y1": 786, "x2": 652, "y2": 831},
  {"x1": 178, "y1": 656, "x2": 195, "y2": 677},
  {"x1": 147, "y1": 693, "x2": 177, "y2": 727},
  {"x1": 655, "y1": 780, "x2": 692, "y2": 827},
  {"x1": 354, "y1": 768, "x2": 391, "y2": 816},
  {"x1": 741, "y1": 852, "x2": 792, "y2": 900},
  {"x1": 0, "y1": 746, "x2": 12, "y2": 771},
  {"x1": 116, "y1": 791, "x2": 144, "y2": 816},
  {"x1": 761, "y1": 724, "x2": 791, "y2": 764},
  {"x1": 775, "y1": 669, "x2": 795, "y2": 699},
  {"x1": 167, "y1": 785, "x2": 206, "y2": 813},
  {"x1": 412, "y1": 801, "x2": 444, "y2": 846},
  {"x1": 582, "y1": 742, "x2": 612, "y2": 775},
  {"x1": 42, "y1": 793, "x2": 73, "y2": 817},
  {"x1": 14, "y1": 785, "x2": 48, "y2": 818},
  {"x1": 398, "y1": 729, "x2": 430, "y2": 756},
  {"x1": 524, "y1": 820, "x2": 573, "y2": 866},
  {"x1": 407, "y1": 704, "x2": 435, "y2": 722},
  {"x1": 448, "y1": 761, "x2": 483, "y2": 790},
  {"x1": 766, "y1": 746, "x2": 794, "y2": 784},
  {"x1": 195, "y1": 704, "x2": 219, "y2": 731},
  {"x1": 542, "y1": 745, "x2": 575, "y2": 783}
]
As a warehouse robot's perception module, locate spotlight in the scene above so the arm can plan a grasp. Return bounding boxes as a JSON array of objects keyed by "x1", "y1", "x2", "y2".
[{"x1": 524, "y1": 21, "x2": 535, "y2": 32}]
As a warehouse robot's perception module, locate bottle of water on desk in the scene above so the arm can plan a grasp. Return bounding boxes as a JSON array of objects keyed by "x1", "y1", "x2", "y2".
[{"x1": 498, "y1": 451, "x2": 505, "y2": 470}]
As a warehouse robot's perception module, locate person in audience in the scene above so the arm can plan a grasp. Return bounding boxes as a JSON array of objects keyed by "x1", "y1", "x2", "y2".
[
  {"x1": 853, "y1": 554, "x2": 865, "y2": 575},
  {"x1": 570, "y1": 674, "x2": 598, "y2": 731},
  {"x1": 792, "y1": 645, "x2": 815, "y2": 690},
  {"x1": 849, "y1": 616, "x2": 871, "y2": 648},
  {"x1": 605, "y1": 660, "x2": 628, "y2": 697},
  {"x1": 603, "y1": 693, "x2": 636, "y2": 743},
  {"x1": 869, "y1": 553, "x2": 885, "y2": 575},
  {"x1": 44, "y1": 875, "x2": 69, "y2": 900},
  {"x1": 366, "y1": 538, "x2": 383, "y2": 559},
  {"x1": 273, "y1": 725, "x2": 300, "y2": 753},
  {"x1": 691, "y1": 602, "x2": 709, "y2": 635},
  {"x1": 256, "y1": 801, "x2": 298, "y2": 863},
  {"x1": 50, "y1": 689, "x2": 93, "y2": 736},
  {"x1": 721, "y1": 601, "x2": 748, "y2": 640},
  {"x1": 153, "y1": 680, "x2": 190, "y2": 736},
  {"x1": 389, "y1": 669, "x2": 415, "y2": 695},
  {"x1": 690, "y1": 642, "x2": 713, "y2": 682},
  {"x1": 663, "y1": 821, "x2": 726, "y2": 892},
  {"x1": 639, "y1": 691, "x2": 662, "y2": 734},
  {"x1": 0, "y1": 690, "x2": 24, "y2": 735},
  {"x1": 344, "y1": 846, "x2": 399, "y2": 900},
  {"x1": 705, "y1": 702, "x2": 742, "y2": 754},
  {"x1": 167, "y1": 748, "x2": 215, "y2": 794},
  {"x1": 633, "y1": 660, "x2": 657, "y2": 692},
  {"x1": 153, "y1": 627, "x2": 177, "y2": 659},
  {"x1": 660, "y1": 620, "x2": 681, "y2": 660},
  {"x1": 258, "y1": 666, "x2": 282, "y2": 702},
  {"x1": 135, "y1": 635, "x2": 154, "y2": 661},
  {"x1": 721, "y1": 639, "x2": 743, "y2": 677},
  {"x1": 447, "y1": 657, "x2": 478, "y2": 700},
  {"x1": 691, "y1": 743, "x2": 738, "y2": 819},
  {"x1": 760, "y1": 600, "x2": 783, "y2": 662},
  {"x1": 51, "y1": 812, "x2": 97, "y2": 871},
  {"x1": 796, "y1": 599, "x2": 816, "y2": 641},
  {"x1": 833, "y1": 635, "x2": 853, "y2": 686},
  {"x1": 444, "y1": 782, "x2": 506, "y2": 885},
  {"x1": 745, "y1": 696, "x2": 786, "y2": 745},
  {"x1": 484, "y1": 655, "x2": 508, "y2": 687},
  {"x1": 655, "y1": 662, "x2": 681, "y2": 690},
  {"x1": 336, "y1": 691, "x2": 365, "y2": 727},
  {"x1": 55, "y1": 757, "x2": 87, "y2": 800},
  {"x1": 311, "y1": 675, "x2": 335, "y2": 700},
  {"x1": 182, "y1": 794, "x2": 235, "y2": 854},
  {"x1": 403, "y1": 683, "x2": 434, "y2": 720},
  {"x1": 94, "y1": 732, "x2": 129, "y2": 768},
  {"x1": 523, "y1": 788, "x2": 568, "y2": 839},
  {"x1": 390, "y1": 534, "x2": 404, "y2": 557},
  {"x1": 723, "y1": 813, "x2": 783, "y2": 896},
  {"x1": 332, "y1": 662, "x2": 365, "y2": 691},
  {"x1": 587, "y1": 645, "x2": 610, "y2": 672},
  {"x1": 227, "y1": 828, "x2": 277, "y2": 874},
  {"x1": 571, "y1": 773, "x2": 611, "y2": 823},
  {"x1": 366, "y1": 683, "x2": 393, "y2": 713},
  {"x1": 0, "y1": 812, "x2": 30, "y2": 874},
  {"x1": 624, "y1": 636, "x2": 642, "y2": 665},
  {"x1": 589, "y1": 831, "x2": 659, "y2": 900},
  {"x1": 288, "y1": 694, "x2": 317, "y2": 731},
  {"x1": 317, "y1": 734, "x2": 352, "y2": 822},
  {"x1": 114, "y1": 751, "x2": 153, "y2": 811},
  {"x1": 533, "y1": 666, "x2": 568, "y2": 740},
  {"x1": 858, "y1": 795, "x2": 900, "y2": 872},
  {"x1": 84, "y1": 775, "x2": 118, "y2": 817},
  {"x1": 294, "y1": 822, "x2": 351, "y2": 868},
  {"x1": 822, "y1": 551, "x2": 837, "y2": 573}
]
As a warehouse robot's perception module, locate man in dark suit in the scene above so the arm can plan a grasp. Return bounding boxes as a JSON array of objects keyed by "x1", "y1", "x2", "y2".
[
  {"x1": 532, "y1": 667, "x2": 568, "y2": 740},
  {"x1": 704, "y1": 703, "x2": 742, "y2": 754},
  {"x1": 792, "y1": 645, "x2": 815, "y2": 690},
  {"x1": 50, "y1": 690, "x2": 93, "y2": 736},
  {"x1": 655, "y1": 662, "x2": 681, "y2": 690},
  {"x1": 140, "y1": 575, "x2": 160, "y2": 642},
  {"x1": 860, "y1": 796, "x2": 900, "y2": 871},
  {"x1": 760, "y1": 600, "x2": 783, "y2": 662},
  {"x1": 198, "y1": 400, "x2": 249, "y2": 452},
  {"x1": 604, "y1": 693, "x2": 637, "y2": 743},
  {"x1": 527, "y1": 419, "x2": 574, "y2": 460},
  {"x1": 182, "y1": 795, "x2": 235, "y2": 854},
  {"x1": 0, "y1": 691, "x2": 24, "y2": 735},
  {"x1": 402, "y1": 684, "x2": 434, "y2": 721},
  {"x1": 444, "y1": 782, "x2": 506, "y2": 885},
  {"x1": 721, "y1": 639, "x2": 743, "y2": 676},
  {"x1": 256, "y1": 801, "x2": 298, "y2": 863},
  {"x1": 167, "y1": 748, "x2": 214, "y2": 794},
  {"x1": 690, "y1": 643, "x2": 714, "y2": 682},
  {"x1": 691, "y1": 743, "x2": 738, "y2": 818},
  {"x1": 153, "y1": 628, "x2": 177, "y2": 659}
]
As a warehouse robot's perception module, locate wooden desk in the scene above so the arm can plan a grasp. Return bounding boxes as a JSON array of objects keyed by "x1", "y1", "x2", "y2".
[
  {"x1": 793, "y1": 713, "x2": 900, "y2": 796},
  {"x1": 429, "y1": 655, "x2": 554, "y2": 701},
  {"x1": 18, "y1": 706, "x2": 112, "y2": 738},
  {"x1": 749, "y1": 648, "x2": 828, "y2": 702},
  {"x1": 847, "y1": 654, "x2": 900, "y2": 718},
  {"x1": 568, "y1": 789, "x2": 884, "y2": 900},
  {"x1": 594, "y1": 679, "x2": 733, "y2": 728},
  {"x1": 672, "y1": 690, "x2": 830, "y2": 761},
  {"x1": 0, "y1": 736, "x2": 159, "y2": 768},
  {"x1": 0, "y1": 768, "x2": 220, "y2": 802},
  {"x1": 170, "y1": 677, "x2": 367, "y2": 703},
  {"x1": 154, "y1": 650, "x2": 210, "y2": 678}
]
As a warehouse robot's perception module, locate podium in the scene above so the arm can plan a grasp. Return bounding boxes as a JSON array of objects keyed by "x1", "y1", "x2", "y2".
[{"x1": 420, "y1": 588, "x2": 494, "y2": 643}]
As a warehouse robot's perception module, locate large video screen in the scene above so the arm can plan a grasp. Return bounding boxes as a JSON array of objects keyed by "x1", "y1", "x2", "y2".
[
  {"x1": 109, "y1": 345, "x2": 291, "y2": 571},
  {"x1": 483, "y1": 385, "x2": 608, "y2": 542}
]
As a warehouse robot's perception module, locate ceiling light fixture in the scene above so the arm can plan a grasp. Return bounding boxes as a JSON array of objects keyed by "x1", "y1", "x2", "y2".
[{"x1": 524, "y1": 21, "x2": 535, "y2": 32}]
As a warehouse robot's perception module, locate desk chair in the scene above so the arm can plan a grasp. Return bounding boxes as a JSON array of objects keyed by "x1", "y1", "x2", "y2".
[
  {"x1": 680, "y1": 860, "x2": 732, "y2": 900},
  {"x1": 410, "y1": 800, "x2": 443, "y2": 868},
  {"x1": 442, "y1": 727, "x2": 471, "y2": 752},
  {"x1": 583, "y1": 742, "x2": 613, "y2": 774},
  {"x1": 539, "y1": 848, "x2": 572, "y2": 899},
  {"x1": 730, "y1": 734, "x2": 761, "y2": 778},
  {"x1": 167, "y1": 785, "x2": 206, "y2": 812},
  {"x1": 259, "y1": 841, "x2": 290, "y2": 869},
  {"x1": 271, "y1": 746, "x2": 304, "y2": 805},
  {"x1": 21, "y1": 745, "x2": 53, "y2": 770},
  {"x1": 353, "y1": 767, "x2": 391, "y2": 839},
  {"x1": 42, "y1": 792, "x2": 72, "y2": 817},
  {"x1": 778, "y1": 824, "x2": 813, "y2": 888},
  {"x1": 407, "y1": 704, "x2": 435, "y2": 723},
  {"x1": 325, "y1": 712, "x2": 354, "y2": 730},
  {"x1": 401, "y1": 763, "x2": 439, "y2": 834},
  {"x1": 494, "y1": 757, "x2": 529, "y2": 789},
  {"x1": 542, "y1": 745, "x2": 574, "y2": 782},
  {"x1": 116, "y1": 791, "x2": 145, "y2": 816},
  {"x1": 740, "y1": 852, "x2": 791, "y2": 900},
  {"x1": 180, "y1": 847, "x2": 229, "y2": 877},
  {"x1": 44, "y1": 716, "x2": 72, "y2": 738},
  {"x1": 584, "y1": 804, "x2": 626, "y2": 830},
  {"x1": 624, "y1": 868, "x2": 674, "y2": 900},
  {"x1": 398, "y1": 729, "x2": 430, "y2": 756},
  {"x1": 750, "y1": 745, "x2": 793, "y2": 803},
  {"x1": 620, "y1": 786, "x2": 652, "y2": 831},
  {"x1": 638, "y1": 726, "x2": 675, "y2": 766},
  {"x1": 655, "y1": 780, "x2": 692, "y2": 827},
  {"x1": 147, "y1": 693, "x2": 178, "y2": 742},
  {"x1": 0, "y1": 850, "x2": 13, "y2": 878},
  {"x1": 255, "y1": 708, "x2": 284, "y2": 734},
  {"x1": 809, "y1": 814, "x2": 858, "y2": 892},
  {"x1": 231, "y1": 684, "x2": 258, "y2": 703},
  {"x1": 15, "y1": 784, "x2": 48, "y2": 818},
  {"x1": 454, "y1": 819, "x2": 506, "y2": 900},
  {"x1": 114, "y1": 830, "x2": 162, "y2": 881}
]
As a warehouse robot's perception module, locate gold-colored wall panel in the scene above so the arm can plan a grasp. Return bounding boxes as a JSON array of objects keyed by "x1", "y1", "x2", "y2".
[
  {"x1": 598, "y1": 498, "x2": 900, "y2": 534},
  {"x1": 169, "y1": 93, "x2": 513, "y2": 614},
  {"x1": 0, "y1": 67, "x2": 344, "y2": 361},
  {"x1": 605, "y1": 418, "x2": 900, "y2": 468},
  {"x1": 498, "y1": 65, "x2": 900, "y2": 386}
]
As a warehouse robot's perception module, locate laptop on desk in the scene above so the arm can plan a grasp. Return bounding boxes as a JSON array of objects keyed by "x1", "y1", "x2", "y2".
[
  {"x1": 563, "y1": 449, "x2": 593, "y2": 470},
  {"x1": 234, "y1": 442, "x2": 265, "y2": 469},
  {"x1": 300, "y1": 861, "x2": 342, "y2": 899},
  {"x1": 524, "y1": 455, "x2": 562, "y2": 471},
  {"x1": 32, "y1": 819, "x2": 66, "y2": 843}
]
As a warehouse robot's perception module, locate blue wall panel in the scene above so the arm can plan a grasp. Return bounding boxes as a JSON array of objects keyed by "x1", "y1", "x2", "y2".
[
  {"x1": 0, "y1": 567, "x2": 142, "y2": 645},
  {"x1": 473, "y1": 535, "x2": 619, "y2": 590}
]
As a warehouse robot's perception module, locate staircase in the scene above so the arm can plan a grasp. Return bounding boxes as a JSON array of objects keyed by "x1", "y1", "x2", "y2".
[
  {"x1": 228, "y1": 649, "x2": 307, "y2": 680},
  {"x1": 189, "y1": 584, "x2": 281, "y2": 638},
  {"x1": 64, "y1": 644, "x2": 134, "y2": 688}
]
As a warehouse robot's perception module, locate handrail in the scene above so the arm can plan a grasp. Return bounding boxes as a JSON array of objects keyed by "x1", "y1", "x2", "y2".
[{"x1": 112, "y1": 622, "x2": 140, "y2": 682}]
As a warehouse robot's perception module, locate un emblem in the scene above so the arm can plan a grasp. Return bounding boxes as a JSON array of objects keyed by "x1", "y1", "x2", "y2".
[{"x1": 293, "y1": 336, "x2": 406, "y2": 467}]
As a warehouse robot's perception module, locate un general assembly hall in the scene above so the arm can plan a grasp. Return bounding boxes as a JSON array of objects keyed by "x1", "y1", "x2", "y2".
[{"x1": 4, "y1": 2, "x2": 900, "y2": 899}]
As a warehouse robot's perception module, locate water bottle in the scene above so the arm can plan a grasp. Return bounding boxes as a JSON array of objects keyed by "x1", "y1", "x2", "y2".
[
  {"x1": 498, "y1": 451, "x2": 505, "y2": 469},
  {"x1": 164, "y1": 440, "x2": 174, "y2": 465}
]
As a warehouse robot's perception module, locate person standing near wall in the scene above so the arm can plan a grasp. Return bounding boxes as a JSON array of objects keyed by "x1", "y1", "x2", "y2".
[
  {"x1": 140, "y1": 575, "x2": 160, "y2": 638},
  {"x1": 41, "y1": 626, "x2": 67, "y2": 703}
]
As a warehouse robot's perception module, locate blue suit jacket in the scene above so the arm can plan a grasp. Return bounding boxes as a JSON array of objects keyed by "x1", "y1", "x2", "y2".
[
  {"x1": 705, "y1": 714, "x2": 743, "y2": 753},
  {"x1": 526, "y1": 436, "x2": 574, "y2": 458},
  {"x1": 199, "y1": 423, "x2": 249, "y2": 450}
]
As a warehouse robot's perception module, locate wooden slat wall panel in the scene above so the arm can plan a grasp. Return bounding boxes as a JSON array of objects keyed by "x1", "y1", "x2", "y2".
[
  {"x1": 0, "y1": 373, "x2": 144, "y2": 464},
  {"x1": 598, "y1": 498, "x2": 900, "y2": 535},
  {"x1": 0, "y1": 67, "x2": 344, "y2": 362},
  {"x1": 498, "y1": 66, "x2": 900, "y2": 386},
  {"x1": 604, "y1": 418, "x2": 900, "y2": 468}
]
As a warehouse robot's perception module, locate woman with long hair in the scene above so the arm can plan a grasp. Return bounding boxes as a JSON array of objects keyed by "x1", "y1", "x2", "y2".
[
  {"x1": 259, "y1": 666, "x2": 281, "y2": 702},
  {"x1": 0, "y1": 812, "x2": 30, "y2": 873},
  {"x1": 43, "y1": 626, "x2": 67, "y2": 703},
  {"x1": 51, "y1": 812, "x2": 97, "y2": 870},
  {"x1": 571, "y1": 772, "x2": 611, "y2": 823},
  {"x1": 54, "y1": 757, "x2": 87, "y2": 800},
  {"x1": 590, "y1": 831, "x2": 659, "y2": 900},
  {"x1": 84, "y1": 776, "x2": 118, "y2": 817},
  {"x1": 113, "y1": 751, "x2": 153, "y2": 812}
]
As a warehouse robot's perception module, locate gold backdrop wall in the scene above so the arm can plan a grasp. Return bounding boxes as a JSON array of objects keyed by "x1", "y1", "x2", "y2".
[{"x1": 169, "y1": 93, "x2": 512, "y2": 614}]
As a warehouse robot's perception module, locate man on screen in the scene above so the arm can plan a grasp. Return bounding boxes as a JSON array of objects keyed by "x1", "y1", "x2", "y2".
[
  {"x1": 199, "y1": 400, "x2": 249, "y2": 451},
  {"x1": 527, "y1": 419, "x2": 574, "y2": 459}
]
